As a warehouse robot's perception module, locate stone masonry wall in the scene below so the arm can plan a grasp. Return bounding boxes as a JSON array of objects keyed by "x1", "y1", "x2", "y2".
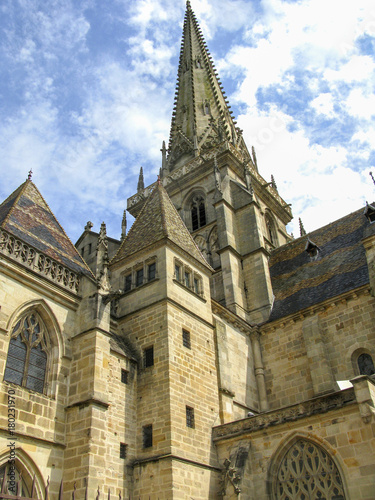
[{"x1": 261, "y1": 290, "x2": 375, "y2": 410}]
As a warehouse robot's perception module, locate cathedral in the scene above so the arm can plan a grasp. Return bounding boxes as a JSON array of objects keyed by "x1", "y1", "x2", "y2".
[{"x1": 1, "y1": 2, "x2": 375, "y2": 499}]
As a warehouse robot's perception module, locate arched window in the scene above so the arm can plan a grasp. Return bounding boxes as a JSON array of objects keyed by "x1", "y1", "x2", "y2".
[
  {"x1": 191, "y1": 195, "x2": 206, "y2": 231},
  {"x1": 265, "y1": 213, "x2": 277, "y2": 246},
  {"x1": 273, "y1": 439, "x2": 345, "y2": 499},
  {"x1": 4, "y1": 312, "x2": 49, "y2": 394},
  {"x1": 0, "y1": 464, "x2": 30, "y2": 497},
  {"x1": 358, "y1": 353, "x2": 375, "y2": 376}
]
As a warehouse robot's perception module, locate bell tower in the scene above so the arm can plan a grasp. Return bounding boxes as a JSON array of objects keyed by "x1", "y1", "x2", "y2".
[{"x1": 127, "y1": 1, "x2": 293, "y2": 323}]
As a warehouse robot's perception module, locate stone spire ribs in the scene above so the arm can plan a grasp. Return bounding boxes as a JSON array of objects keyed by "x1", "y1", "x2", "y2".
[{"x1": 167, "y1": 2, "x2": 249, "y2": 171}]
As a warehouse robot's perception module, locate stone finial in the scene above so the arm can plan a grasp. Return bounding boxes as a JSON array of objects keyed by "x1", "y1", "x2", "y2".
[
  {"x1": 299, "y1": 218, "x2": 306, "y2": 236},
  {"x1": 161, "y1": 141, "x2": 168, "y2": 175},
  {"x1": 84, "y1": 221, "x2": 94, "y2": 231},
  {"x1": 271, "y1": 175, "x2": 278, "y2": 192},
  {"x1": 96, "y1": 222, "x2": 110, "y2": 292},
  {"x1": 137, "y1": 167, "x2": 145, "y2": 193},
  {"x1": 98, "y1": 222, "x2": 107, "y2": 247},
  {"x1": 244, "y1": 161, "x2": 253, "y2": 195},
  {"x1": 27, "y1": 169, "x2": 33, "y2": 181},
  {"x1": 251, "y1": 146, "x2": 258, "y2": 170},
  {"x1": 121, "y1": 210, "x2": 127, "y2": 241},
  {"x1": 214, "y1": 156, "x2": 222, "y2": 193}
]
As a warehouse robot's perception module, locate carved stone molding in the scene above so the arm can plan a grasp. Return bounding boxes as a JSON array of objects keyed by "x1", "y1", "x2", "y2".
[
  {"x1": 0, "y1": 228, "x2": 80, "y2": 293},
  {"x1": 213, "y1": 388, "x2": 356, "y2": 441}
]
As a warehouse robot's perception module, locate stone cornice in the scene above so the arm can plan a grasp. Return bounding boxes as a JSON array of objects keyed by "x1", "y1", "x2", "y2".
[
  {"x1": 261, "y1": 285, "x2": 371, "y2": 333},
  {"x1": 212, "y1": 299, "x2": 254, "y2": 333},
  {"x1": 213, "y1": 388, "x2": 356, "y2": 442}
]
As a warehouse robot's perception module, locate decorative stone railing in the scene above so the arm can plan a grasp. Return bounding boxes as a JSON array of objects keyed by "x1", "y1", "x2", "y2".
[
  {"x1": 0, "y1": 228, "x2": 80, "y2": 293},
  {"x1": 213, "y1": 388, "x2": 356, "y2": 441}
]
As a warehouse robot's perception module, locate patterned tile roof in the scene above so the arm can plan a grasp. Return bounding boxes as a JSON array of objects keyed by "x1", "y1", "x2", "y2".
[
  {"x1": 111, "y1": 181, "x2": 211, "y2": 270},
  {"x1": 268, "y1": 206, "x2": 370, "y2": 321},
  {"x1": 0, "y1": 180, "x2": 93, "y2": 277}
]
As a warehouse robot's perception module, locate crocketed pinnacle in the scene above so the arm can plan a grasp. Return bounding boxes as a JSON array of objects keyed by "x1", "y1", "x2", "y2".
[{"x1": 167, "y1": 1, "x2": 240, "y2": 170}]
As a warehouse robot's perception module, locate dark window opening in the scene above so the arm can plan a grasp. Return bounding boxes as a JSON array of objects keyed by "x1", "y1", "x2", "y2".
[
  {"x1": 143, "y1": 425, "x2": 153, "y2": 448},
  {"x1": 194, "y1": 278, "x2": 199, "y2": 295},
  {"x1": 175, "y1": 264, "x2": 181, "y2": 281},
  {"x1": 144, "y1": 346, "x2": 154, "y2": 368},
  {"x1": 186, "y1": 406, "x2": 195, "y2": 428},
  {"x1": 182, "y1": 329, "x2": 191, "y2": 349},
  {"x1": 184, "y1": 271, "x2": 190, "y2": 288},
  {"x1": 121, "y1": 369, "x2": 129, "y2": 384},
  {"x1": 136, "y1": 268, "x2": 144, "y2": 287},
  {"x1": 4, "y1": 313, "x2": 48, "y2": 394},
  {"x1": 191, "y1": 196, "x2": 206, "y2": 231},
  {"x1": 120, "y1": 443, "x2": 127, "y2": 459},
  {"x1": 124, "y1": 274, "x2": 132, "y2": 291},
  {"x1": 148, "y1": 262, "x2": 156, "y2": 281},
  {"x1": 358, "y1": 353, "x2": 375, "y2": 376}
]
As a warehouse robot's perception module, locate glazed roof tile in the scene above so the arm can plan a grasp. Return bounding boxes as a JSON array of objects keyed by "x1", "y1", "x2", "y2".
[
  {"x1": 0, "y1": 180, "x2": 93, "y2": 277},
  {"x1": 111, "y1": 181, "x2": 211, "y2": 270},
  {"x1": 268, "y1": 206, "x2": 371, "y2": 321}
]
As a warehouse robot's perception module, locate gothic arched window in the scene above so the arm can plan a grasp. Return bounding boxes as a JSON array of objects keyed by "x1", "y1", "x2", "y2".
[
  {"x1": 191, "y1": 195, "x2": 206, "y2": 231},
  {"x1": 358, "y1": 353, "x2": 375, "y2": 376},
  {"x1": 265, "y1": 214, "x2": 277, "y2": 246},
  {"x1": 274, "y1": 439, "x2": 345, "y2": 499},
  {"x1": 4, "y1": 312, "x2": 49, "y2": 394},
  {"x1": 0, "y1": 464, "x2": 30, "y2": 497}
]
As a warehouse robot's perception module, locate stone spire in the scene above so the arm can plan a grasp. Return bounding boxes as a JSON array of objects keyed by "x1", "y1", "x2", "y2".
[
  {"x1": 137, "y1": 167, "x2": 145, "y2": 192},
  {"x1": 299, "y1": 218, "x2": 306, "y2": 237},
  {"x1": 167, "y1": 1, "x2": 240, "y2": 170}
]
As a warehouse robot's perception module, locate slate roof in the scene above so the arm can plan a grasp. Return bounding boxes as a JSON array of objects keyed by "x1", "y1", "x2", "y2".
[
  {"x1": 0, "y1": 180, "x2": 93, "y2": 277},
  {"x1": 268, "y1": 206, "x2": 371, "y2": 322},
  {"x1": 111, "y1": 181, "x2": 211, "y2": 270}
]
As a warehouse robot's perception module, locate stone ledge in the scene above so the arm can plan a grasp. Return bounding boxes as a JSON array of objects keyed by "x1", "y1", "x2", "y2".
[{"x1": 213, "y1": 388, "x2": 356, "y2": 442}]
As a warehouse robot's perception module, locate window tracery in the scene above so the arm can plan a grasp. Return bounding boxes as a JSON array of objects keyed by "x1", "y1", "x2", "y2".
[
  {"x1": 4, "y1": 312, "x2": 49, "y2": 394},
  {"x1": 274, "y1": 439, "x2": 345, "y2": 500},
  {"x1": 191, "y1": 195, "x2": 206, "y2": 231}
]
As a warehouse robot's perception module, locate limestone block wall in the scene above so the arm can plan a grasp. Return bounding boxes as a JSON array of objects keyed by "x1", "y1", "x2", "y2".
[
  {"x1": 111, "y1": 246, "x2": 168, "y2": 319},
  {"x1": 261, "y1": 319, "x2": 314, "y2": 410},
  {"x1": 64, "y1": 329, "x2": 137, "y2": 499},
  {"x1": 319, "y1": 291, "x2": 375, "y2": 381},
  {"x1": 261, "y1": 290, "x2": 375, "y2": 410},
  {"x1": 215, "y1": 403, "x2": 375, "y2": 500},
  {"x1": 214, "y1": 316, "x2": 258, "y2": 421},
  {"x1": 0, "y1": 265, "x2": 78, "y2": 497}
]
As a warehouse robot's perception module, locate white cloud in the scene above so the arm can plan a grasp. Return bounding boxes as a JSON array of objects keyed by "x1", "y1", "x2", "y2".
[
  {"x1": 310, "y1": 93, "x2": 335, "y2": 118},
  {"x1": 346, "y1": 88, "x2": 375, "y2": 120}
]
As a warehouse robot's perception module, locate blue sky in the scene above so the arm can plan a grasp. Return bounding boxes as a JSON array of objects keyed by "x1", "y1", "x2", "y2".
[{"x1": 0, "y1": 0, "x2": 374, "y2": 242}]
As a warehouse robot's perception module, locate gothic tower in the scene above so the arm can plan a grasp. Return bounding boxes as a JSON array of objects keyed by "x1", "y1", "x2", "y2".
[{"x1": 127, "y1": 1, "x2": 293, "y2": 324}]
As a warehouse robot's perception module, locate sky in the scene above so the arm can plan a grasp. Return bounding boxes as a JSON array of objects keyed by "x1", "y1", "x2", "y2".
[{"x1": 0, "y1": 0, "x2": 374, "y2": 243}]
